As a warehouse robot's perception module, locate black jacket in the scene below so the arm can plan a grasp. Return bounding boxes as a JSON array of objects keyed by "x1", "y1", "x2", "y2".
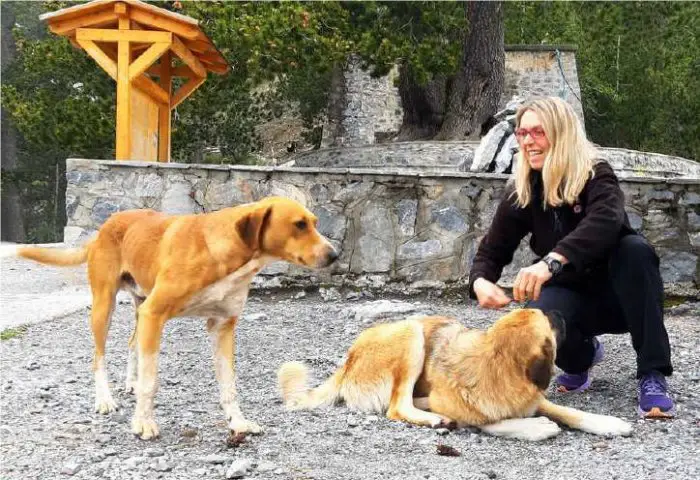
[{"x1": 468, "y1": 161, "x2": 637, "y2": 297}]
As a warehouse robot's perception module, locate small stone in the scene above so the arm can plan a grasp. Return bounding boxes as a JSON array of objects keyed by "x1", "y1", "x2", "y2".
[
  {"x1": 25, "y1": 361, "x2": 40, "y2": 371},
  {"x1": 152, "y1": 459, "x2": 173, "y2": 472},
  {"x1": 202, "y1": 454, "x2": 229, "y2": 465},
  {"x1": 345, "y1": 291, "x2": 361, "y2": 301},
  {"x1": 64, "y1": 377, "x2": 78, "y2": 384},
  {"x1": 226, "y1": 459, "x2": 253, "y2": 479},
  {"x1": 246, "y1": 313, "x2": 269, "y2": 322},
  {"x1": 484, "y1": 470, "x2": 498, "y2": 479},
  {"x1": 102, "y1": 447, "x2": 118, "y2": 457},
  {"x1": 145, "y1": 448, "x2": 165, "y2": 457},
  {"x1": 95, "y1": 434, "x2": 112, "y2": 444},
  {"x1": 592, "y1": 441, "x2": 609, "y2": 449},
  {"x1": 256, "y1": 461, "x2": 276, "y2": 473},
  {"x1": 347, "y1": 418, "x2": 359, "y2": 427},
  {"x1": 365, "y1": 415, "x2": 380, "y2": 423},
  {"x1": 61, "y1": 459, "x2": 81, "y2": 476},
  {"x1": 123, "y1": 456, "x2": 145, "y2": 470},
  {"x1": 293, "y1": 291, "x2": 307, "y2": 299},
  {"x1": 193, "y1": 467, "x2": 208, "y2": 475},
  {"x1": 436, "y1": 428, "x2": 451, "y2": 436}
]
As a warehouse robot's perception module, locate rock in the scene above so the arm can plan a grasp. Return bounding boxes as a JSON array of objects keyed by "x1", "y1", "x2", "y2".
[
  {"x1": 294, "y1": 290, "x2": 307, "y2": 299},
  {"x1": 123, "y1": 457, "x2": 146, "y2": 470},
  {"x1": 350, "y1": 300, "x2": 432, "y2": 323},
  {"x1": 201, "y1": 454, "x2": 229, "y2": 465},
  {"x1": 145, "y1": 448, "x2": 165, "y2": 457},
  {"x1": 25, "y1": 361, "x2": 40, "y2": 371},
  {"x1": 225, "y1": 459, "x2": 253, "y2": 479},
  {"x1": 60, "y1": 459, "x2": 81, "y2": 476},
  {"x1": 257, "y1": 461, "x2": 276, "y2": 473},
  {"x1": 245, "y1": 313, "x2": 269, "y2": 322},
  {"x1": 152, "y1": 459, "x2": 173, "y2": 472},
  {"x1": 320, "y1": 287, "x2": 342, "y2": 302}
]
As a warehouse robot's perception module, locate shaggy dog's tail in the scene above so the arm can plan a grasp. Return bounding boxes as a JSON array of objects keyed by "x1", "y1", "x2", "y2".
[{"x1": 277, "y1": 361, "x2": 345, "y2": 410}]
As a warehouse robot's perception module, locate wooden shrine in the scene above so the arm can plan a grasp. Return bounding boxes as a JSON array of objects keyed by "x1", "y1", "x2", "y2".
[{"x1": 40, "y1": 0, "x2": 228, "y2": 162}]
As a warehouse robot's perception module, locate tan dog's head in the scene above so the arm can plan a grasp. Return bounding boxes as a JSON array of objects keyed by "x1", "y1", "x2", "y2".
[
  {"x1": 236, "y1": 196, "x2": 339, "y2": 268},
  {"x1": 488, "y1": 308, "x2": 566, "y2": 391}
]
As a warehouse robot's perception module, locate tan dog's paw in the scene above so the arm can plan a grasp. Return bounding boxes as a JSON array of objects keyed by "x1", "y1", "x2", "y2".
[
  {"x1": 131, "y1": 415, "x2": 160, "y2": 440},
  {"x1": 94, "y1": 396, "x2": 118, "y2": 414},
  {"x1": 578, "y1": 414, "x2": 633, "y2": 437},
  {"x1": 229, "y1": 418, "x2": 263, "y2": 435}
]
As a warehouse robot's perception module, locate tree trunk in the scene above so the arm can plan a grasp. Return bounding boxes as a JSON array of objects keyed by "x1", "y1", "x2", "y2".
[
  {"x1": 395, "y1": 68, "x2": 447, "y2": 141},
  {"x1": 396, "y1": 1, "x2": 504, "y2": 141},
  {"x1": 1, "y1": 2, "x2": 26, "y2": 242},
  {"x1": 436, "y1": 1, "x2": 504, "y2": 140}
]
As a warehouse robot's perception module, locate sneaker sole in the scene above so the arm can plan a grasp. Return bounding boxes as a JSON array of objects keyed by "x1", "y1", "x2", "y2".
[
  {"x1": 555, "y1": 340, "x2": 604, "y2": 394},
  {"x1": 555, "y1": 376, "x2": 592, "y2": 394},
  {"x1": 638, "y1": 406, "x2": 675, "y2": 419}
]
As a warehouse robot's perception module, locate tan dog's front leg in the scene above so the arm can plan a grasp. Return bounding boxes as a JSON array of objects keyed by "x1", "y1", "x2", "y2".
[
  {"x1": 207, "y1": 317, "x2": 262, "y2": 435},
  {"x1": 131, "y1": 309, "x2": 165, "y2": 440}
]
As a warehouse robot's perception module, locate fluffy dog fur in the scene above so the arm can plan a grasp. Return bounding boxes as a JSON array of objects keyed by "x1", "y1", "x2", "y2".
[
  {"x1": 279, "y1": 309, "x2": 632, "y2": 441},
  {"x1": 5, "y1": 196, "x2": 338, "y2": 439}
]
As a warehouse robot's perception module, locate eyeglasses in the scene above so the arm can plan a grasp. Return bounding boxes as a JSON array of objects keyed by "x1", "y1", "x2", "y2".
[{"x1": 514, "y1": 126, "x2": 546, "y2": 140}]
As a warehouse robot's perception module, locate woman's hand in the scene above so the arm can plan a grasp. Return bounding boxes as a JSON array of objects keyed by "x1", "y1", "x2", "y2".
[
  {"x1": 473, "y1": 278, "x2": 512, "y2": 309},
  {"x1": 513, "y1": 261, "x2": 552, "y2": 302}
]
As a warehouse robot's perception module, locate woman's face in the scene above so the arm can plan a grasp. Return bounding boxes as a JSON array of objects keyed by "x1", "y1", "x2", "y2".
[{"x1": 516, "y1": 110, "x2": 551, "y2": 171}]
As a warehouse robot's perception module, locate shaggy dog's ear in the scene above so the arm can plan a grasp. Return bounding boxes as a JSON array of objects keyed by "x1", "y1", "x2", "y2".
[
  {"x1": 236, "y1": 206, "x2": 273, "y2": 250},
  {"x1": 527, "y1": 339, "x2": 554, "y2": 390}
]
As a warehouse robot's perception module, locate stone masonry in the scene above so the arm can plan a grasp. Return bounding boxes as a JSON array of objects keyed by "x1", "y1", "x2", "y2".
[
  {"x1": 64, "y1": 159, "x2": 699, "y2": 296},
  {"x1": 321, "y1": 46, "x2": 584, "y2": 148}
]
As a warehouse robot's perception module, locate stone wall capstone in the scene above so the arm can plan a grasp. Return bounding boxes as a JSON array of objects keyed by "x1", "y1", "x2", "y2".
[{"x1": 65, "y1": 159, "x2": 699, "y2": 296}]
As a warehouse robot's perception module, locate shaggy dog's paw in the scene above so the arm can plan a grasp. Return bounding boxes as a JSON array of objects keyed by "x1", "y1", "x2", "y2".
[{"x1": 578, "y1": 413, "x2": 633, "y2": 437}]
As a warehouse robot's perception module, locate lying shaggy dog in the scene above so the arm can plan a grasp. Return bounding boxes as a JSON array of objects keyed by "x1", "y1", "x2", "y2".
[{"x1": 279, "y1": 308, "x2": 632, "y2": 441}]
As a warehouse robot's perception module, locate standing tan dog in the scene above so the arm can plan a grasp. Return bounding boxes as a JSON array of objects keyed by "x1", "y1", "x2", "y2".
[
  {"x1": 279, "y1": 309, "x2": 632, "y2": 441},
  {"x1": 4, "y1": 196, "x2": 338, "y2": 439}
]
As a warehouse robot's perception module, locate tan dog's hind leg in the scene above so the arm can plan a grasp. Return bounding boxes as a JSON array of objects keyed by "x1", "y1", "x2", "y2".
[
  {"x1": 125, "y1": 296, "x2": 144, "y2": 395},
  {"x1": 207, "y1": 317, "x2": 262, "y2": 435},
  {"x1": 90, "y1": 285, "x2": 118, "y2": 414},
  {"x1": 537, "y1": 398, "x2": 632, "y2": 437},
  {"x1": 480, "y1": 417, "x2": 562, "y2": 441},
  {"x1": 131, "y1": 306, "x2": 165, "y2": 440}
]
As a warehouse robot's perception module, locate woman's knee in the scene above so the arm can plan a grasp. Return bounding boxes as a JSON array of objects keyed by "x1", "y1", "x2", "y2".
[{"x1": 610, "y1": 234, "x2": 659, "y2": 269}]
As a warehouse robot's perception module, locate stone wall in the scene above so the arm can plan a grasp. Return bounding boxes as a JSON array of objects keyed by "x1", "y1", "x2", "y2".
[
  {"x1": 65, "y1": 159, "x2": 699, "y2": 296},
  {"x1": 293, "y1": 142, "x2": 700, "y2": 179},
  {"x1": 321, "y1": 46, "x2": 584, "y2": 148}
]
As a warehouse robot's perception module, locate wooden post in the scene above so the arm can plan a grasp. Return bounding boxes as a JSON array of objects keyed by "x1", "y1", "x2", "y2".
[
  {"x1": 115, "y1": 3, "x2": 131, "y2": 160},
  {"x1": 158, "y1": 52, "x2": 172, "y2": 162}
]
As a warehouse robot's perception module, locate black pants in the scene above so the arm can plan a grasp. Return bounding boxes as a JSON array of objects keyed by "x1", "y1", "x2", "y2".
[{"x1": 526, "y1": 235, "x2": 672, "y2": 378}]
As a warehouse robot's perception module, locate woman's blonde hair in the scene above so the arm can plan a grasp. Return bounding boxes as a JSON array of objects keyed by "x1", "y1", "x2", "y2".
[{"x1": 511, "y1": 96, "x2": 598, "y2": 208}]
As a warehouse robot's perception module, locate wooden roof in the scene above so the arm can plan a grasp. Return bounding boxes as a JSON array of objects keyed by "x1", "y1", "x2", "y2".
[{"x1": 40, "y1": 0, "x2": 228, "y2": 74}]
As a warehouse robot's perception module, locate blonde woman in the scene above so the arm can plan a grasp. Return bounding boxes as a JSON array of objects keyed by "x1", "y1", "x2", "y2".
[{"x1": 468, "y1": 96, "x2": 674, "y2": 418}]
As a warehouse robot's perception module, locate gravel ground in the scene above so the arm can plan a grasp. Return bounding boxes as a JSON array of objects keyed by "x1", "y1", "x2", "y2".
[{"x1": 1, "y1": 289, "x2": 699, "y2": 480}]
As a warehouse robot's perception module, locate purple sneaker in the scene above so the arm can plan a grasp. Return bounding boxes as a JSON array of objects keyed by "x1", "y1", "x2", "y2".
[
  {"x1": 555, "y1": 338, "x2": 604, "y2": 393},
  {"x1": 638, "y1": 371, "x2": 675, "y2": 419}
]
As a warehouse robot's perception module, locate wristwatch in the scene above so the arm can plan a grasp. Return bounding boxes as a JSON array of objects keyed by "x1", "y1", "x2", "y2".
[{"x1": 542, "y1": 254, "x2": 563, "y2": 276}]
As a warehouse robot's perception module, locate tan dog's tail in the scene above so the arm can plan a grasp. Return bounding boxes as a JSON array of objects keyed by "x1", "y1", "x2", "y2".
[
  {"x1": 278, "y1": 361, "x2": 344, "y2": 410},
  {"x1": 2, "y1": 243, "x2": 90, "y2": 266}
]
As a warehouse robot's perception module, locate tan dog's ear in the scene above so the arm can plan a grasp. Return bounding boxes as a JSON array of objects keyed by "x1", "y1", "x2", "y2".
[
  {"x1": 527, "y1": 339, "x2": 554, "y2": 390},
  {"x1": 236, "y1": 206, "x2": 273, "y2": 250}
]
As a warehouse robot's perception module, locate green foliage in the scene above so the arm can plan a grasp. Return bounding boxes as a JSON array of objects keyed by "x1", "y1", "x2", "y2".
[
  {"x1": 1, "y1": 326, "x2": 28, "y2": 341},
  {"x1": 1, "y1": 1, "x2": 697, "y2": 243},
  {"x1": 505, "y1": 1, "x2": 699, "y2": 160}
]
